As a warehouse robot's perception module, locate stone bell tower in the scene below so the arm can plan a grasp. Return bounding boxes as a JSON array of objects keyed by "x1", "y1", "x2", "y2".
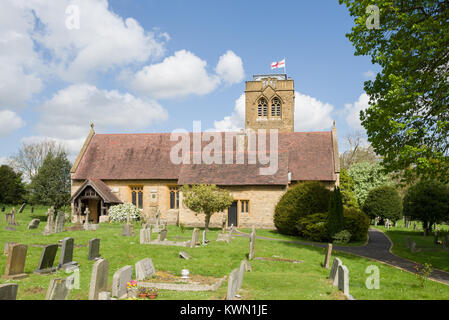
[{"x1": 245, "y1": 74, "x2": 295, "y2": 132}]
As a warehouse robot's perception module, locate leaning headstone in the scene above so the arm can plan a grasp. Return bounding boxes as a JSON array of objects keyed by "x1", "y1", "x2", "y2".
[
  {"x1": 135, "y1": 258, "x2": 155, "y2": 281},
  {"x1": 34, "y1": 244, "x2": 58, "y2": 274},
  {"x1": 54, "y1": 212, "x2": 65, "y2": 233},
  {"x1": 88, "y1": 259, "x2": 109, "y2": 300},
  {"x1": 329, "y1": 258, "x2": 342, "y2": 286},
  {"x1": 88, "y1": 238, "x2": 101, "y2": 260},
  {"x1": 323, "y1": 243, "x2": 333, "y2": 269},
  {"x1": 248, "y1": 229, "x2": 256, "y2": 260},
  {"x1": 18, "y1": 203, "x2": 26, "y2": 214},
  {"x1": 0, "y1": 284, "x2": 19, "y2": 300},
  {"x1": 237, "y1": 260, "x2": 248, "y2": 290},
  {"x1": 226, "y1": 268, "x2": 239, "y2": 300},
  {"x1": 45, "y1": 278, "x2": 70, "y2": 300},
  {"x1": 179, "y1": 251, "x2": 191, "y2": 260},
  {"x1": 190, "y1": 228, "x2": 199, "y2": 248},
  {"x1": 338, "y1": 265, "x2": 350, "y2": 297},
  {"x1": 28, "y1": 219, "x2": 40, "y2": 230},
  {"x1": 58, "y1": 238, "x2": 78, "y2": 270},
  {"x1": 112, "y1": 265, "x2": 133, "y2": 299},
  {"x1": 2, "y1": 244, "x2": 28, "y2": 279},
  {"x1": 43, "y1": 207, "x2": 55, "y2": 234}
]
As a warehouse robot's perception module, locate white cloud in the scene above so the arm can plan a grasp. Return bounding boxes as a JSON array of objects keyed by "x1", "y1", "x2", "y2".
[
  {"x1": 0, "y1": 110, "x2": 26, "y2": 137},
  {"x1": 214, "y1": 94, "x2": 245, "y2": 131},
  {"x1": 294, "y1": 92, "x2": 334, "y2": 131},
  {"x1": 344, "y1": 93, "x2": 370, "y2": 130},
  {"x1": 17, "y1": 0, "x2": 167, "y2": 82},
  {"x1": 363, "y1": 70, "x2": 376, "y2": 79},
  {"x1": 132, "y1": 50, "x2": 221, "y2": 99},
  {"x1": 31, "y1": 84, "x2": 168, "y2": 158},
  {"x1": 216, "y1": 50, "x2": 245, "y2": 85},
  {"x1": 0, "y1": 157, "x2": 9, "y2": 166}
]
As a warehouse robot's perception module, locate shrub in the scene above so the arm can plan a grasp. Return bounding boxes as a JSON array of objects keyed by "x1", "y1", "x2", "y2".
[
  {"x1": 343, "y1": 207, "x2": 370, "y2": 241},
  {"x1": 108, "y1": 202, "x2": 142, "y2": 223},
  {"x1": 332, "y1": 230, "x2": 352, "y2": 244},
  {"x1": 296, "y1": 213, "x2": 329, "y2": 242},
  {"x1": 274, "y1": 181, "x2": 331, "y2": 235},
  {"x1": 362, "y1": 185, "x2": 402, "y2": 222},
  {"x1": 340, "y1": 168, "x2": 359, "y2": 209},
  {"x1": 327, "y1": 187, "x2": 344, "y2": 238}
]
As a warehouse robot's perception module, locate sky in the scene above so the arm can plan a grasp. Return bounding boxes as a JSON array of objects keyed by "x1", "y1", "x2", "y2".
[{"x1": 0, "y1": 0, "x2": 379, "y2": 163}]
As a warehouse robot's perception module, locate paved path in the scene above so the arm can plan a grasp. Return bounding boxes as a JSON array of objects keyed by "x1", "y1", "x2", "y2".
[{"x1": 233, "y1": 228, "x2": 449, "y2": 285}]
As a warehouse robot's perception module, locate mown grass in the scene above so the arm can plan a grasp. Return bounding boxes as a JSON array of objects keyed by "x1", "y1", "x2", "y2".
[{"x1": 1, "y1": 204, "x2": 449, "y2": 300}]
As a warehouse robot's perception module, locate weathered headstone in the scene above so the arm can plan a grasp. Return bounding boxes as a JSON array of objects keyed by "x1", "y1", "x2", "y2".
[
  {"x1": 190, "y1": 228, "x2": 199, "y2": 248},
  {"x1": 329, "y1": 257, "x2": 342, "y2": 286},
  {"x1": 135, "y1": 258, "x2": 155, "y2": 281},
  {"x1": 237, "y1": 260, "x2": 248, "y2": 290},
  {"x1": 248, "y1": 229, "x2": 256, "y2": 260},
  {"x1": 216, "y1": 231, "x2": 232, "y2": 243},
  {"x1": 323, "y1": 243, "x2": 333, "y2": 269},
  {"x1": 0, "y1": 284, "x2": 18, "y2": 300},
  {"x1": 8, "y1": 208, "x2": 17, "y2": 225},
  {"x1": 88, "y1": 259, "x2": 109, "y2": 300},
  {"x1": 84, "y1": 207, "x2": 90, "y2": 229},
  {"x1": 202, "y1": 229, "x2": 209, "y2": 245},
  {"x1": 338, "y1": 265, "x2": 350, "y2": 296},
  {"x1": 2, "y1": 244, "x2": 28, "y2": 279},
  {"x1": 410, "y1": 241, "x2": 416, "y2": 253},
  {"x1": 158, "y1": 229, "x2": 167, "y2": 241},
  {"x1": 28, "y1": 219, "x2": 40, "y2": 230},
  {"x1": 88, "y1": 238, "x2": 101, "y2": 260},
  {"x1": 54, "y1": 212, "x2": 65, "y2": 233},
  {"x1": 45, "y1": 278, "x2": 70, "y2": 300},
  {"x1": 18, "y1": 203, "x2": 26, "y2": 214},
  {"x1": 98, "y1": 291, "x2": 111, "y2": 300},
  {"x1": 112, "y1": 265, "x2": 133, "y2": 299},
  {"x1": 179, "y1": 251, "x2": 191, "y2": 260},
  {"x1": 34, "y1": 244, "x2": 58, "y2": 274},
  {"x1": 226, "y1": 268, "x2": 239, "y2": 300},
  {"x1": 122, "y1": 224, "x2": 134, "y2": 237},
  {"x1": 140, "y1": 228, "x2": 151, "y2": 244},
  {"x1": 4, "y1": 242, "x2": 18, "y2": 256},
  {"x1": 43, "y1": 207, "x2": 55, "y2": 234},
  {"x1": 58, "y1": 237, "x2": 78, "y2": 270}
]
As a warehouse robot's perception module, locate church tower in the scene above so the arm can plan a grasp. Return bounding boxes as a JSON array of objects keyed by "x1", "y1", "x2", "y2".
[{"x1": 245, "y1": 74, "x2": 295, "y2": 132}]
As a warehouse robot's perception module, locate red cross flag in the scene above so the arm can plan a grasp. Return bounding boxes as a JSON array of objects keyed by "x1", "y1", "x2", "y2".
[{"x1": 271, "y1": 59, "x2": 285, "y2": 69}]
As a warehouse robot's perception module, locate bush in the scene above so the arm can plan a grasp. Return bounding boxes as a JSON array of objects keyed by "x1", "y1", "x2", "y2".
[
  {"x1": 362, "y1": 185, "x2": 402, "y2": 222},
  {"x1": 332, "y1": 230, "x2": 352, "y2": 244},
  {"x1": 296, "y1": 213, "x2": 329, "y2": 242},
  {"x1": 344, "y1": 207, "x2": 370, "y2": 241},
  {"x1": 327, "y1": 187, "x2": 344, "y2": 238},
  {"x1": 108, "y1": 202, "x2": 142, "y2": 223},
  {"x1": 274, "y1": 182, "x2": 331, "y2": 235}
]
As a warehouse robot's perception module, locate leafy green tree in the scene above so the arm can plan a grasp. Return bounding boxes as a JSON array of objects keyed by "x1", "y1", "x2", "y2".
[
  {"x1": 362, "y1": 185, "x2": 403, "y2": 222},
  {"x1": 340, "y1": 168, "x2": 359, "y2": 208},
  {"x1": 327, "y1": 187, "x2": 344, "y2": 239},
  {"x1": 0, "y1": 165, "x2": 27, "y2": 204},
  {"x1": 180, "y1": 184, "x2": 234, "y2": 231},
  {"x1": 403, "y1": 180, "x2": 449, "y2": 234},
  {"x1": 348, "y1": 161, "x2": 391, "y2": 207},
  {"x1": 339, "y1": 0, "x2": 449, "y2": 183},
  {"x1": 29, "y1": 151, "x2": 71, "y2": 210}
]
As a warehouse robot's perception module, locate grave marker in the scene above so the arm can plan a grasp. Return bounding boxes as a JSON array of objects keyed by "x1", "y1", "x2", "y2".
[
  {"x1": 54, "y1": 212, "x2": 65, "y2": 233},
  {"x1": 88, "y1": 259, "x2": 109, "y2": 300},
  {"x1": 28, "y1": 219, "x2": 40, "y2": 230},
  {"x1": 0, "y1": 284, "x2": 18, "y2": 300},
  {"x1": 323, "y1": 243, "x2": 333, "y2": 269},
  {"x1": 338, "y1": 265, "x2": 350, "y2": 297},
  {"x1": 58, "y1": 237, "x2": 78, "y2": 270},
  {"x1": 45, "y1": 278, "x2": 70, "y2": 300},
  {"x1": 190, "y1": 228, "x2": 199, "y2": 248},
  {"x1": 329, "y1": 258, "x2": 342, "y2": 286},
  {"x1": 248, "y1": 229, "x2": 256, "y2": 260},
  {"x1": 112, "y1": 265, "x2": 133, "y2": 299},
  {"x1": 88, "y1": 238, "x2": 101, "y2": 260},
  {"x1": 2, "y1": 244, "x2": 28, "y2": 280},
  {"x1": 34, "y1": 244, "x2": 58, "y2": 274},
  {"x1": 226, "y1": 268, "x2": 239, "y2": 300},
  {"x1": 135, "y1": 258, "x2": 155, "y2": 281}
]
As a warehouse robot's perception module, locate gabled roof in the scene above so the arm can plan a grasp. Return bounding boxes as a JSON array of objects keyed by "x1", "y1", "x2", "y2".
[
  {"x1": 69, "y1": 179, "x2": 122, "y2": 204},
  {"x1": 71, "y1": 132, "x2": 337, "y2": 185}
]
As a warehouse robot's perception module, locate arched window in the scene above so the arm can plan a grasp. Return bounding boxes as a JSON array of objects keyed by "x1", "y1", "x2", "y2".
[
  {"x1": 271, "y1": 98, "x2": 281, "y2": 117},
  {"x1": 258, "y1": 98, "x2": 268, "y2": 117},
  {"x1": 130, "y1": 186, "x2": 144, "y2": 209}
]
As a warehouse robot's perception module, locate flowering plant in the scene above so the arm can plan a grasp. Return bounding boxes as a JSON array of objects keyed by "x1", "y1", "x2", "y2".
[
  {"x1": 126, "y1": 280, "x2": 138, "y2": 289},
  {"x1": 109, "y1": 203, "x2": 142, "y2": 223}
]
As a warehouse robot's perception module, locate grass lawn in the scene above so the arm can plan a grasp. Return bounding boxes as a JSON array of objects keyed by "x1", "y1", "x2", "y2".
[{"x1": 1, "y1": 204, "x2": 449, "y2": 300}]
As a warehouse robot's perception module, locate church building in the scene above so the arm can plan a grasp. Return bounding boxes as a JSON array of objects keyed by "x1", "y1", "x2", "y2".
[{"x1": 69, "y1": 74, "x2": 340, "y2": 229}]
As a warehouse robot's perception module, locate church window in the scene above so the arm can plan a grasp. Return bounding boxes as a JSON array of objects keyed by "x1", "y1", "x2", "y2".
[
  {"x1": 271, "y1": 98, "x2": 281, "y2": 117},
  {"x1": 169, "y1": 186, "x2": 180, "y2": 209},
  {"x1": 130, "y1": 186, "x2": 144, "y2": 209},
  {"x1": 258, "y1": 98, "x2": 268, "y2": 117}
]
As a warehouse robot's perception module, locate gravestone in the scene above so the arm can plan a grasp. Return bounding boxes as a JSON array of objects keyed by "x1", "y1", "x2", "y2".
[
  {"x1": 5, "y1": 213, "x2": 12, "y2": 224},
  {"x1": 248, "y1": 229, "x2": 256, "y2": 260},
  {"x1": 43, "y1": 207, "x2": 55, "y2": 234},
  {"x1": 18, "y1": 203, "x2": 26, "y2": 214},
  {"x1": 28, "y1": 219, "x2": 40, "y2": 230},
  {"x1": 405, "y1": 236, "x2": 410, "y2": 248},
  {"x1": 58, "y1": 237, "x2": 78, "y2": 270},
  {"x1": 179, "y1": 251, "x2": 191, "y2": 260},
  {"x1": 410, "y1": 241, "x2": 416, "y2": 253},
  {"x1": 158, "y1": 229, "x2": 167, "y2": 241},
  {"x1": 329, "y1": 258, "x2": 342, "y2": 286},
  {"x1": 30, "y1": 206, "x2": 34, "y2": 214},
  {"x1": 8, "y1": 208, "x2": 17, "y2": 225},
  {"x1": 54, "y1": 212, "x2": 65, "y2": 233},
  {"x1": 2, "y1": 244, "x2": 28, "y2": 280},
  {"x1": 135, "y1": 258, "x2": 155, "y2": 281},
  {"x1": 4, "y1": 242, "x2": 18, "y2": 256},
  {"x1": 338, "y1": 265, "x2": 350, "y2": 296},
  {"x1": 112, "y1": 265, "x2": 133, "y2": 299},
  {"x1": 45, "y1": 278, "x2": 70, "y2": 300},
  {"x1": 88, "y1": 259, "x2": 109, "y2": 300},
  {"x1": 237, "y1": 260, "x2": 248, "y2": 290},
  {"x1": 99, "y1": 292, "x2": 112, "y2": 300},
  {"x1": 323, "y1": 243, "x2": 333, "y2": 269},
  {"x1": 216, "y1": 232, "x2": 232, "y2": 243},
  {"x1": 190, "y1": 228, "x2": 199, "y2": 248},
  {"x1": 226, "y1": 268, "x2": 239, "y2": 300},
  {"x1": 0, "y1": 284, "x2": 19, "y2": 300},
  {"x1": 34, "y1": 244, "x2": 58, "y2": 274},
  {"x1": 122, "y1": 224, "x2": 134, "y2": 237},
  {"x1": 140, "y1": 228, "x2": 151, "y2": 244},
  {"x1": 88, "y1": 238, "x2": 101, "y2": 260}
]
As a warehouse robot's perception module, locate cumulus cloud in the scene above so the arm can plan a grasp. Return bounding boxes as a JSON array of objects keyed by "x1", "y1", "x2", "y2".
[
  {"x1": 29, "y1": 84, "x2": 168, "y2": 159},
  {"x1": 344, "y1": 93, "x2": 370, "y2": 130},
  {"x1": 294, "y1": 92, "x2": 334, "y2": 131},
  {"x1": 0, "y1": 110, "x2": 26, "y2": 137},
  {"x1": 363, "y1": 70, "x2": 376, "y2": 79},
  {"x1": 214, "y1": 94, "x2": 245, "y2": 131},
  {"x1": 215, "y1": 50, "x2": 245, "y2": 85}
]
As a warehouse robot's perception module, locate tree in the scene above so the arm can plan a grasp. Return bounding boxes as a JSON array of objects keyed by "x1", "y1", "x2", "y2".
[
  {"x1": 339, "y1": 168, "x2": 359, "y2": 209},
  {"x1": 362, "y1": 185, "x2": 403, "y2": 222},
  {"x1": 0, "y1": 165, "x2": 27, "y2": 204},
  {"x1": 9, "y1": 140, "x2": 66, "y2": 182},
  {"x1": 339, "y1": 131, "x2": 378, "y2": 170},
  {"x1": 29, "y1": 151, "x2": 71, "y2": 209},
  {"x1": 327, "y1": 187, "x2": 344, "y2": 239},
  {"x1": 339, "y1": 0, "x2": 449, "y2": 183},
  {"x1": 403, "y1": 180, "x2": 449, "y2": 234},
  {"x1": 348, "y1": 161, "x2": 392, "y2": 207},
  {"x1": 180, "y1": 184, "x2": 234, "y2": 231}
]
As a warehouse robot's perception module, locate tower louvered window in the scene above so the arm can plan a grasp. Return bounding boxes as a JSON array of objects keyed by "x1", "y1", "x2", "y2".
[
  {"x1": 258, "y1": 98, "x2": 268, "y2": 117},
  {"x1": 271, "y1": 98, "x2": 281, "y2": 117}
]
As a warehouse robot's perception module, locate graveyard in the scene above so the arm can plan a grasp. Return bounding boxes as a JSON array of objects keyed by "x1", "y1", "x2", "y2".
[{"x1": 2, "y1": 204, "x2": 449, "y2": 300}]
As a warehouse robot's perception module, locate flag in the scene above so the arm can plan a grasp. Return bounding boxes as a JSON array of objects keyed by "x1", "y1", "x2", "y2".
[{"x1": 271, "y1": 59, "x2": 285, "y2": 69}]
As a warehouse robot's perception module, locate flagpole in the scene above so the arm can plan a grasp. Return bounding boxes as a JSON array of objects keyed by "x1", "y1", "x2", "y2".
[{"x1": 284, "y1": 57, "x2": 286, "y2": 76}]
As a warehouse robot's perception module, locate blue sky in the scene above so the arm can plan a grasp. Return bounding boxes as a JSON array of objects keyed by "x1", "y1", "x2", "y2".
[{"x1": 0, "y1": 0, "x2": 379, "y2": 162}]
